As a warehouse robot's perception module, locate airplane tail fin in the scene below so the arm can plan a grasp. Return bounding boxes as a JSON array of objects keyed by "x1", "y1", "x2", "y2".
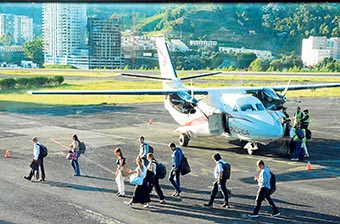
[{"x1": 154, "y1": 36, "x2": 179, "y2": 82}]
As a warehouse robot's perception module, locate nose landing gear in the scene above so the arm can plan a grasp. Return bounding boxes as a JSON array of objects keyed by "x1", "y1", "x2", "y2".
[{"x1": 178, "y1": 133, "x2": 190, "y2": 147}]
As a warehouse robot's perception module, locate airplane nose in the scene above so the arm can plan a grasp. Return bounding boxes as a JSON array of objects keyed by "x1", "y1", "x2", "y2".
[{"x1": 248, "y1": 113, "x2": 283, "y2": 140}]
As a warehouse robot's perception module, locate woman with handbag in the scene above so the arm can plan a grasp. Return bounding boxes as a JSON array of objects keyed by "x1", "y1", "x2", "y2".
[
  {"x1": 69, "y1": 134, "x2": 80, "y2": 176},
  {"x1": 124, "y1": 157, "x2": 151, "y2": 208},
  {"x1": 114, "y1": 148, "x2": 126, "y2": 197}
]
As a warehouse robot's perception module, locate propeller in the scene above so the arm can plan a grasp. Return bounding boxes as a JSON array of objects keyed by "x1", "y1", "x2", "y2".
[{"x1": 282, "y1": 79, "x2": 292, "y2": 97}]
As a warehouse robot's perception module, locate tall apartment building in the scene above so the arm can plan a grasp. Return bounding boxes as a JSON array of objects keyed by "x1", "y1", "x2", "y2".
[
  {"x1": 0, "y1": 14, "x2": 33, "y2": 45},
  {"x1": 42, "y1": 3, "x2": 88, "y2": 68},
  {"x1": 301, "y1": 36, "x2": 340, "y2": 66},
  {"x1": 87, "y1": 17, "x2": 123, "y2": 69}
]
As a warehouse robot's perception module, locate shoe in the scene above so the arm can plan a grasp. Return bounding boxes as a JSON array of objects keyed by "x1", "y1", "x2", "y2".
[
  {"x1": 117, "y1": 194, "x2": 125, "y2": 197},
  {"x1": 123, "y1": 201, "x2": 132, "y2": 207},
  {"x1": 248, "y1": 214, "x2": 259, "y2": 218},
  {"x1": 221, "y1": 203, "x2": 230, "y2": 208},
  {"x1": 116, "y1": 192, "x2": 120, "y2": 196},
  {"x1": 24, "y1": 176, "x2": 31, "y2": 181},
  {"x1": 271, "y1": 212, "x2": 280, "y2": 217},
  {"x1": 203, "y1": 203, "x2": 213, "y2": 208},
  {"x1": 291, "y1": 158, "x2": 299, "y2": 161},
  {"x1": 159, "y1": 200, "x2": 166, "y2": 204},
  {"x1": 172, "y1": 192, "x2": 180, "y2": 197},
  {"x1": 39, "y1": 179, "x2": 45, "y2": 182},
  {"x1": 143, "y1": 203, "x2": 150, "y2": 208}
]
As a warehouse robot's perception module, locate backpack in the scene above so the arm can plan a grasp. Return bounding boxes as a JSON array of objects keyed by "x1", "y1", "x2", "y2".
[
  {"x1": 270, "y1": 171, "x2": 276, "y2": 191},
  {"x1": 296, "y1": 128, "x2": 304, "y2": 140},
  {"x1": 219, "y1": 161, "x2": 231, "y2": 180},
  {"x1": 38, "y1": 144, "x2": 48, "y2": 158},
  {"x1": 156, "y1": 162, "x2": 167, "y2": 179},
  {"x1": 306, "y1": 129, "x2": 312, "y2": 140},
  {"x1": 79, "y1": 141, "x2": 86, "y2": 154},
  {"x1": 148, "y1": 145, "x2": 154, "y2": 154}
]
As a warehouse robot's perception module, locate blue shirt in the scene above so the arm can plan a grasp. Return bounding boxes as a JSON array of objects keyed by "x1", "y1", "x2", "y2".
[{"x1": 172, "y1": 147, "x2": 183, "y2": 169}]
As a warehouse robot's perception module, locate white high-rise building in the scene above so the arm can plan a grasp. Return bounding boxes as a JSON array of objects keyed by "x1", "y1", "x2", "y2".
[
  {"x1": 0, "y1": 14, "x2": 33, "y2": 45},
  {"x1": 42, "y1": 3, "x2": 88, "y2": 68},
  {"x1": 301, "y1": 36, "x2": 340, "y2": 66}
]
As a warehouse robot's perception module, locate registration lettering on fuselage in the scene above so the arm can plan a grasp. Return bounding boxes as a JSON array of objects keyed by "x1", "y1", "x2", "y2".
[{"x1": 230, "y1": 127, "x2": 250, "y2": 136}]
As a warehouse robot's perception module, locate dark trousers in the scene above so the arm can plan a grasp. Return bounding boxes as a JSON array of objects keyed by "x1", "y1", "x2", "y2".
[
  {"x1": 294, "y1": 140, "x2": 303, "y2": 159},
  {"x1": 253, "y1": 187, "x2": 278, "y2": 215},
  {"x1": 169, "y1": 167, "x2": 181, "y2": 193},
  {"x1": 208, "y1": 178, "x2": 229, "y2": 206},
  {"x1": 71, "y1": 159, "x2": 80, "y2": 176},
  {"x1": 27, "y1": 158, "x2": 45, "y2": 180},
  {"x1": 148, "y1": 176, "x2": 165, "y2": 200}
]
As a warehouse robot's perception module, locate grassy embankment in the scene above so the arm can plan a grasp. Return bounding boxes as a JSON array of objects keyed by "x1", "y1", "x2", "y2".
[{"x1": 1, "y1": 69, "x2": 340, "y2": 110}]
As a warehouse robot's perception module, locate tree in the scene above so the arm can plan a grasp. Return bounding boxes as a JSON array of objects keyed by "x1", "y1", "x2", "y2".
[{"x1": 22, "y1": 38, "x2": 44, "y2": 66}]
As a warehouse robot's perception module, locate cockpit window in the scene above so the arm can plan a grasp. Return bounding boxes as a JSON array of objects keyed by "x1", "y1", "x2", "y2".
[
  {"x1": 236, "y1": 98, "x2": 265, "y2": 112},
  {"x1": 240, "y1": 104, "x2": 256, "y2": 112}
]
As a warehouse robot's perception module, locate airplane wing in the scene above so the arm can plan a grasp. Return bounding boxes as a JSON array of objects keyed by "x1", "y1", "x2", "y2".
[
  {"x1": 243, "y1": 83, "x2": 340, "y2": 93},
  {"x1": 28, "y1": 89, "x2": 209, "y2": 95}
]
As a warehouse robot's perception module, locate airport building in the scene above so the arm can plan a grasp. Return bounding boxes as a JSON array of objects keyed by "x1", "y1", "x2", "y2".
[
  {"x1": 301, "y1": 36, "x2": 340, "y2": 66},
  {"x1": 87, "y1": 17, "x2": 124, "y2": 69},
  {"x1": 42, "y1": 3, "x2": 88, "y2": 68},
  {"x1": 0, "y1": 13, "x2": 33, "y2": 45}
]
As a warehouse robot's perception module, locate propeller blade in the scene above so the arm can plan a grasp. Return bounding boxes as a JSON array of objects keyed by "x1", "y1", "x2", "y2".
[{"x1": 282, "y1": 79, "x2": 292, "y2": 96}]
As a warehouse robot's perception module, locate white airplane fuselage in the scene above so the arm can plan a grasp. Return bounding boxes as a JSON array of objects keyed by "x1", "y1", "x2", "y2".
[{"x1": 163, "y1": 84, "x2": 284, "y2": 143}]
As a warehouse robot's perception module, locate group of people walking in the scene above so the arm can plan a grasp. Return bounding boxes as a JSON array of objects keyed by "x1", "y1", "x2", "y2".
[
  {"x1": 24, "y1": 134, "x2": 82, "y2": 181},
  {"x1": 23, "y1": 134, "x2": 280, "y2": 219},
  {"x1": 280, "y1": 106, "x2": 311, "y2": 160}
]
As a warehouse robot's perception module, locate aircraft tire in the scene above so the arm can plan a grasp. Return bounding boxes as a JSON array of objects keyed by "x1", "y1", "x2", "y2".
[{"x1": 179, "y1": 133, "x2": 189, "y2": 147}]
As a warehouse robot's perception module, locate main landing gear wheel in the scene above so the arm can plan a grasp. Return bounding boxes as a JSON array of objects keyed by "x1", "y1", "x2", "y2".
[{"x1": 178, "y1": 133, "x2": 189, "y2": 147}]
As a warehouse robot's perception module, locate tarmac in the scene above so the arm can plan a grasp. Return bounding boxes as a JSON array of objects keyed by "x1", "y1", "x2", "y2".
[{"x1": 0, "y1": 96, "x2": 340, "y2": 223}]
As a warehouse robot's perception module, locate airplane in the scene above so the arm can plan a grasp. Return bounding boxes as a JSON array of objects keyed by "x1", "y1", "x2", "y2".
[{"x1": 29, "y1": 36, "x2": 340, "y2": 154}]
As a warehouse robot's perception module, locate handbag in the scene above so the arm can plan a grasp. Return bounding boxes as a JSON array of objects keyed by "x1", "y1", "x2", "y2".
[
  {"x1": 180, "y1": 155, "x2": 191, "y2": 176},
  {"x1": 119, "y1": 165, "x2": 131, "y2": 177},
  {"x1": 129, "y1": 174, "x2": 144, "y2": 185},
  {"x1": 66, "y1": 151, "x2": 77, "y2": 160}
]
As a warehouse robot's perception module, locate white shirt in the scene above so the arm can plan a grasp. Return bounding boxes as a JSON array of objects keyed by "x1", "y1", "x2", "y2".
[
  {"x1": 258, "y1": 166, "x2": 271, "y2": 189},
  {"x1": 214, "y1": 159, "x2": 226, "y2": 179},
  {"x1": 147, "y1": 161, "x2": 157, "y2": 175},
  {"x1": 33, "y1": 142, "x2": 40, "y2": 160}
]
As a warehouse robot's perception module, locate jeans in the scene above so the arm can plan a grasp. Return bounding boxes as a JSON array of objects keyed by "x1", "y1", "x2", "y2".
[
  {"x1": 70, "y1": 158, "x2": 80, "y2": 176},
  {"x1": 168, "y1": 167, "x2": 181, "y2": 193}
]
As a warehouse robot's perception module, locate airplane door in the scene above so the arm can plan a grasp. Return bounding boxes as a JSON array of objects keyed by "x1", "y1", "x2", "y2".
[{"x1": 208, "y1": 113, "x2": 224, "y2": 135}]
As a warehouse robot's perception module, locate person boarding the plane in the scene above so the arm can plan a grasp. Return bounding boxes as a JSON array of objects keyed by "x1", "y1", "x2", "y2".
[
  {"x1": 168, "y1": 142, "x2": 183, "y2": 197},
  {"x1": 248, "y1": 160, "x2": 280, "y2": 218},
  {"x1": 279, "y1": 119, "x2": 291, "y2": 155},
  {"x1": 290, "y1": 123, "x2": 304, "y2": 161}
]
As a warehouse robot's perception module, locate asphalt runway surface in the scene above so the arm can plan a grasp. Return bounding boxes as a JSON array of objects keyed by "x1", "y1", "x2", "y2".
[{"x1": 0, "y1": 97, "x2": 340, "y2": 224}]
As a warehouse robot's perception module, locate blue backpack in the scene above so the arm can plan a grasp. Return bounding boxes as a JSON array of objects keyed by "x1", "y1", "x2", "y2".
[
  {"x1": 156, "y1": 163, "x2": 167, "y2": 179},
  {"x1": 296, "y1": 128, "x2": 304, "y2": 140}
]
